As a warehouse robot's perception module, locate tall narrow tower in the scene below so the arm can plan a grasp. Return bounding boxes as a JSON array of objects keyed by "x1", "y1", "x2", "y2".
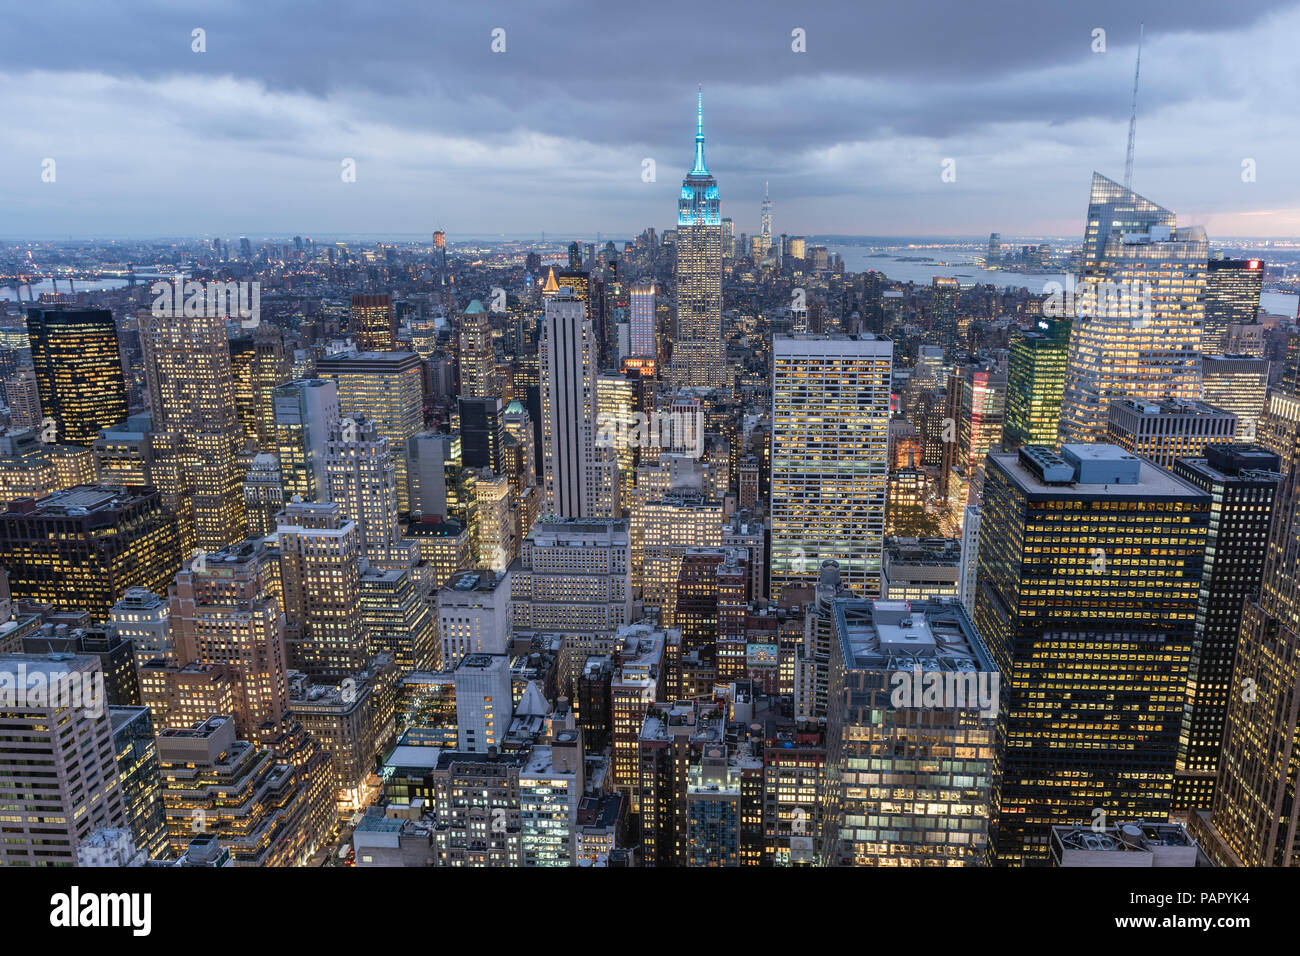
[
  {"x1": 760, "y1": 181, "x2": 772, "y2": 253},
  {"x1": 671, "y1": 87, "x2": 725, "y2": 390}
]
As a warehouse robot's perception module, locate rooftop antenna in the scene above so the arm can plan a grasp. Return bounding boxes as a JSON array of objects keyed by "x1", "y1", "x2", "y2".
[{"x1": 1123, "y1": 22, "x2": 1143, "y2": 190}]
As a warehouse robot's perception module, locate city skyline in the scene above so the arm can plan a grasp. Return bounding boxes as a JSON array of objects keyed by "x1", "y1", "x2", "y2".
[{"x1": 4, "y1": 0, "x2": 1300, "y2": 238}]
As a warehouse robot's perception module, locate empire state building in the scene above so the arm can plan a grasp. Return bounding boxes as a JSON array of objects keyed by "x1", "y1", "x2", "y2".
[{"x1": 671, "y1": 88, "x2": 726, "y2": 389}]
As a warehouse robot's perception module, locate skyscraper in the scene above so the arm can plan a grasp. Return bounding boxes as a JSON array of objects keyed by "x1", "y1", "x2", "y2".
[
  {"x1": 324, "y1": 416, "x2": 404, "y2": 558},
  {"x1": 274, "y1": 378, "x2": 340, "y2": 504},
  {"x1": 317, "y1": 351, "x2": 424, "y2": 514},
  {"x1": 630, "y1": 280, "x2": 657, "y2": 360},
  {"x1": 975, "y1": 444, "x2": 1209, "y2": 863},
  {"x1": 351, "y1": 293, "x2": 397, "y2": 352},
  {"x1": 26, "y1": 306, "x2": 129, "y2": 446},
  {"x1": 769, "y1": 334, "x2": 891, "y2": 598},
  {"x1": 1004, "y1": 318, "x2": 1070, "y2": 449},
  {"x1": 1203, "y1": 257, "x2": 1264, "y2": 357},
  {"x1": 540, "y1": 292, "x2": 616, "y2": 518},
  {"x1": 760, "y1": 181, "x2": 772, "y2": 253},
  {"x1": 671, "y1": 89, "x2": 725, "y2": 389},
  {"x1": 139, "y1": 307, "x2": 248, "y2": 551},
  {"x1": 458, "y1": 299, "x2": 496, "y2": 399},
  {"x1": 1169, "y1": 445, "x2": 1281, "y2": 812},
  {"x1": 1057, "y1": 173, "x2": 1208, "y2": 444}
]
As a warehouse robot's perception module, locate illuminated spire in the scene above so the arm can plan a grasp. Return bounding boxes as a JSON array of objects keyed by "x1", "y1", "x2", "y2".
[
  {"x1": 691, "y1": 84, "x2": 708, "y2": 176},
  {"x1": 542, "y1": 266, "x2": 559, "y2": 294}
]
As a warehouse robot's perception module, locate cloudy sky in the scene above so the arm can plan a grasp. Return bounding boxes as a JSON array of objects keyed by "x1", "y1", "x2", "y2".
[{"x1": 4, "y1": 0, "x2": 1298, "y2": 240}]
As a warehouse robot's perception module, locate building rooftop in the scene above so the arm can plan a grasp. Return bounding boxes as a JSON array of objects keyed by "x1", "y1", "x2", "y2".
[{"x1": 833, "y1": 598, "x2": 996, "y2": 674}]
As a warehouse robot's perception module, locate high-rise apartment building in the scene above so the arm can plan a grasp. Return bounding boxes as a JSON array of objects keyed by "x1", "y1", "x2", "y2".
[
  {"x1": 975, "y1": 444, "x2": 1209, "y2": 863},
  {"x1": 630, "y1": 280, "x2": 657, "y2": 360},
  {"x1": 457, "y1": 299, "x2": 496, "y2": 399},
  {"x1": 770, "y1": 334, "x2": 891, "y2": 598}
]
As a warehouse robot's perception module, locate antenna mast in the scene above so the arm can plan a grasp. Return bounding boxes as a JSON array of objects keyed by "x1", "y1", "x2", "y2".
[{"x1": 1123, "y1": 23, "x2": 1144, "y2": 189}]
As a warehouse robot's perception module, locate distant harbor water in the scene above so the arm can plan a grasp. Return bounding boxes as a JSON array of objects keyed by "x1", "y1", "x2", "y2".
[{"x1": 826, "y1": 244, "x2": 1298, "y2": 318}]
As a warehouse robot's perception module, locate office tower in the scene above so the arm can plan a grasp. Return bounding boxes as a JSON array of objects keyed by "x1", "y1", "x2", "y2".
[
  {"x1": 5, "y1": 366, "x2": 42, "y2": 432},
  {"x1": 324, "y1": 416, "x2": 404, "y2": 557},
  {"x1": 111, "y1": 586, "x2": 174, "y2": 669},
  {"x1": 438, "y1": 568, "x2": 512, "y2": 666},
  {"x1": 596, "y1": 373, "x2": 638, "y2": 508},
  {"x1": 243, "y1": 452, "x2": 283, "y2": 537},
  {"x1": 540, "y1": 292, "x2": 616, "y2": 518},
  {"x1": 0, "y1": 429, "x2": 86, "y2": 505},
  {"x1": 1005, "y1": 318, "x2": 1070, "y2": 449},
  {"x1": 406, "y1": 431, "x2": 458, "y2": 517},
  {"x1": 317, "y1": 351, "x2": 424, "y2": 514},
  {"x1": 406, "y1": 514, "x2": 472, "y2": 591},
  {"x1": 273, "y1": 379, "x2": 340, "y2": 503},
  {"x1": 1058, "y1": 174, "x2": 1208, "y2": 443},
  {"x1": 821, "y1": 599, "x2": 999, "y2": 866},
  {"x1": 1203, "y1": 257, "x2": 1263, "y2": 356},
  {"x1": 156, "y1": 716, "x2": 317, "y2": 866},
  {"x1": 139, "y1": 307, "x2": 247, "y2": 551},
  {"x1": 473, "y1": 469, "x2": 515, "y2": 571},
  {"x1": 630, "y1": 280, "x2": 657, "y2": 359},
  {"x1": 635, "y1": 491, "x2": 723, "y2": 624},
  {"x1": 290, "y1": 657, "x2": 397, "y2": 813},
  {"x1": 503, "y1": 399, "x2": 536, "y2": 484},
  {"x1": 1199, "y1": 363, "x2": 1300, "y2": 865},
  {"x1": 20, "y1": 621, "x2": 141, "y2": 708},
  {"x1": 137, "y1": 660, "x2": 238, "y2": 735},
  {"x1": 671, "y1": 90, "x2": 726, "y2": 390},
  {"x1": 351, "y1": 293, "x2": 397, "y2": 352},
  {"x1": 987, "y1": 232, "x2": 1001, "y2": 266},
  {"x1": 520, "y1": 730, "x2": 585, "y2": 866},
  {"x1": 276, "y1": 500, "x2": 367, "y2": 681},
  {"x1": 25, "y1": 306, "x2": 129, "y2": 446},
  {"x1": 610, "y1": 624, "x2": 667, "y2": 802},
  {"x1": 770, "y1": 335, "x2": 891, "y2": 598},
  {"x1": 880, "y1": 536, "x2": 961, "y2": 600},
  {"x1": 1167, "y1": 445, "x2": 1281, "y2": 812},
  {"x1": 229, "y1": 336, "x2": 259, "y2": 444},
  {"x1": 0, "y1": 653, "x2": 127, "y2": 866},
  {"x1": 1106, "y1": 398, "x2": 1238, "y2": 471},
  {"x1": 947, "y1": 359, "x2": 1007, "y2": 507},
  {"x1": 110, "y1": 705, "x2": 170, "y2": 859},
  {"x1": 0, "y1": 485, "x2": 181, "y2": 618},
  {"x1": 453, "y1": 652, "x2": 513, "y2": 753},
  {"x1": 510, "y1": 517, "x2": 632, "y2": 696},
  {"x1": 93, "y1": 412, "x2": 155, "y2": 488},
  {"x1": 723, "y1": 509, "x2": 765, "y2": 600},
  {"x1": 930, "y1": 277, "x2": 960, "y2": 351},
  {"x1": 459, "y1": 396, "x2": 506, "y2": 473},
  {"x1": 1202, "y1": 355, "x2": 1269, "y2": 440},
  {"x1": 169, "y1": 539, "x2": 290, "y2": 744},
  {"x1": 428, "y1": 750, "x2": 525, "y2": 866},
  {"x1": 975, "y1": 444, "x2": 1209, "y2": 863},
  {"x1": 360, "y1": 565, "x2": 437, "y2": 671},
  {"x1": 959, "y1": 504, "x2": 981, "y2": 617},
  {"x1": 458, "y1": 299, "x2": 496, "y2": 398}
]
